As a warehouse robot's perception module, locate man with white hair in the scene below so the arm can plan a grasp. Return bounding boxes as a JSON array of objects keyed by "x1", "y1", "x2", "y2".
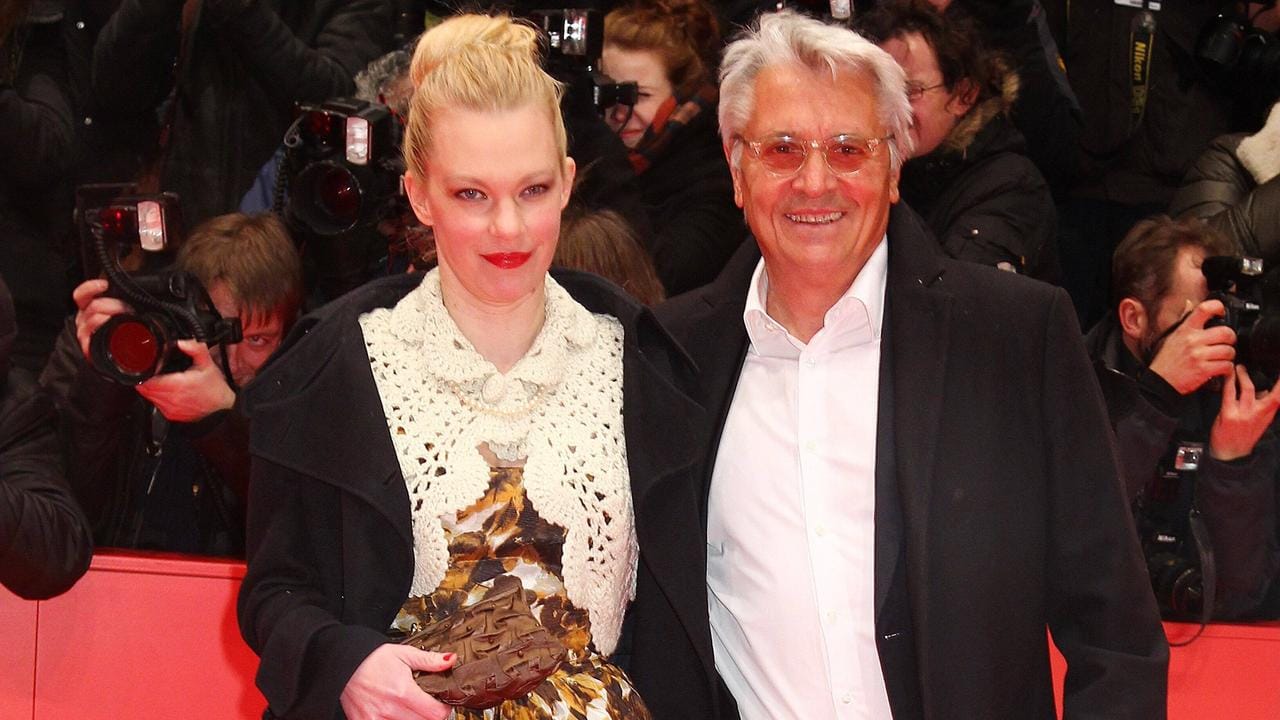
[{"x1": 626, "y1": 10, "x2": 1168, "y2": 719}]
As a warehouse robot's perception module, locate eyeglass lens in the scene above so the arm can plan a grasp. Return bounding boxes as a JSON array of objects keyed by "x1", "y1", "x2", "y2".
[{"x1": 755, "y1": 136, "x2": 876, "y2": 174}]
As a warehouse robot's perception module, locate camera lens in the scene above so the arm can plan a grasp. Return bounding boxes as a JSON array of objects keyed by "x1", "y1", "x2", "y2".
[
  {"x1": 1147, "y1": 552, "x2": 1204, "y2": 616},
  {"x1": 90, "y1": 313, "x2": 171, "y2": 384},
  {"x1": 1197, "y1": 16, "x2": 1246, "y2": 72},
  {"x1": 292, "y1": 162, "x2": 363, "y2": 235},
  {"x1": 108, "y1": 319, "x2": 159, "y2": 374}
]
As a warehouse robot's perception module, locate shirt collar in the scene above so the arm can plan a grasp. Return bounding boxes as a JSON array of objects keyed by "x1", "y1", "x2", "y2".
[{"x1": 743, "y1": 235, "x2": 888, "y2": 358}]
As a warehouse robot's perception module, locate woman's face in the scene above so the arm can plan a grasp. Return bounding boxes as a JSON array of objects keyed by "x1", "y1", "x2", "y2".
[
  {"x1": 405, "y1": 104, "x2": 574, "y2": 308},
  {"x1": 601, "y1": 45, "x2": 674, "y2": 149}
]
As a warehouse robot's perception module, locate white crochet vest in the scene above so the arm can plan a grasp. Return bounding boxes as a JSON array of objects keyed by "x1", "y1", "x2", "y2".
[{"x1": 358, "y1": 270, "x2": 636, "y2": 655}]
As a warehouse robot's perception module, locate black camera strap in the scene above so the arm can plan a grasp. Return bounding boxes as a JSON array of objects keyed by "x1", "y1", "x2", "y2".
[
  {"x1": 1129, "y1": 6, "x2": 1158, "y2": 133},
  {"x1": 1170, "y1": 506, "x2": 1217, "y2": 646}
]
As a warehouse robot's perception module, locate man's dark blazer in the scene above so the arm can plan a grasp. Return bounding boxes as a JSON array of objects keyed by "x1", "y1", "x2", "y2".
[{"x1": 629, "y1": 203, "x2": 1169, "y2": 719}]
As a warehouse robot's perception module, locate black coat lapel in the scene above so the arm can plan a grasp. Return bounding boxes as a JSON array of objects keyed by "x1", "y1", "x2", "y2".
[
  {"x1": 677, "y1": 242, "x2": 759, "y2": 520},
  {"x1": 248, "y1": 315, "x2": 413, "y2": 548},
  {"x1": 883, "y1": 203, "x2": 953, "y2": 677},
  {"x1": 622, "y1": 326, "x2": 716, "y2": 679}
]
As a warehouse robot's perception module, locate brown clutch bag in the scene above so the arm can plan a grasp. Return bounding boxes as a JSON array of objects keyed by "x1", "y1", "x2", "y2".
[{"x1": 399, "y1": 574, "x2": 568, "y2": 709}]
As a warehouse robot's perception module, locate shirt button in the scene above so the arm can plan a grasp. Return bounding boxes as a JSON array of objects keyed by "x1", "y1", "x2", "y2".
[
  {"x1": 804, "y1": 440, "x2": 816, "y2": 452},
  {"x1": 76, "y1": 21, "x2": 86, "y2": 30},
  {"x1": 83, "y1": 116, "x2": 93, "y2": 126},
  {"x1": 842, "y1": 693, "x2": 853, "y2": 704},
  {"x1": 815, "y1": 524, "x2": 826, "y2": 537},
  {"x1": 804, "y1": 357, "x2": 816, "y2": 367},
  {"x1": 826, "y1": 609, "x2": 838, "y2": 622}
]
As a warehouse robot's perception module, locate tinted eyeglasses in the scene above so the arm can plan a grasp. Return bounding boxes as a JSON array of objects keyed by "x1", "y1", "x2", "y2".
[{"x1": 738, "y1": 134, "x2": 894, "y2": 176}]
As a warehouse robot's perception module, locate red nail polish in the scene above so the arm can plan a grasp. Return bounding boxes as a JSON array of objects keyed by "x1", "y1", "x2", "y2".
[{"x1": 442, "y1": 653, "x2": 456, "y2": 662}]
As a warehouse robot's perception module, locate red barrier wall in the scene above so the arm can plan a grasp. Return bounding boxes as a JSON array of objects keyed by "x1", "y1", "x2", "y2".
[
  {"x1": 1051, "y1": 620, "x2": 1280, "y2": 719},
  {"x1": 2, "y1": 550, "x2": 1278, "y2": 718},
  {"x1": 1, "y1": 551, "x2": 264, "y2": 719}
]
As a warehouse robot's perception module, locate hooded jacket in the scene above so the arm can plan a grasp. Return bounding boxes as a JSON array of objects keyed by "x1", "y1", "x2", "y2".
[{"x1": 898, "y1": 70, "x2": 1060, "y2": 282}]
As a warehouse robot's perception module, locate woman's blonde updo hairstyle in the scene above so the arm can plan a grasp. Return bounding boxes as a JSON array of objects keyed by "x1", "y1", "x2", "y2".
[
  {"x1": 403, "y1": 14, "x2": 567, "y2": 179},
  {"x1": 604, "y1": 0, "x2": 721, "y2": 100}
]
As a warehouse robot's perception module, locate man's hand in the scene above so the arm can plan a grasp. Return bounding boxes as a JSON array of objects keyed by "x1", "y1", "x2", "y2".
[
  {"x1": 73, "y1": 278, "x2": 129, "y2": 361},
  {"x1": 135, "y1": 340, "x2": 236, "y2": 422},
  {"x1": 1209, "y1": 364, "x2": 1280, "y2": 461},
  {"x1": 1147, "y1": 299, "x2": 1237, "y2": 395},
  {"x1": 339, "y1": 644, "x2": 456, "y2": 720}
]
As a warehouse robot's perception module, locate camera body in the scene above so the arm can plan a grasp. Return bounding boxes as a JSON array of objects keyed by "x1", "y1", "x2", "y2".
[
  {"x1": 281, "y1": 98, "x2": 409, "y2": 300},
  {"x1": 1135, "y1": 442, "x2": 1205, "y2": 618},
  {"x1": 284, "y1": 98, "x2": 403, "y2": 237},
  {"x1": 89, "y1": 272, "x2": 240, "y2": 384},
  {"x1": 1202, "y1": 255, "x2": 1280, "y2": 376},
  {"x1": 1197, "y1": 6, "x2": 1280, "y2": 107},
  {"x1": 528, "y1": 8, "x2": 638, "y2": 116},
  {"x1": 77, "y1": 189, "x2": 241, "y2": 385}
]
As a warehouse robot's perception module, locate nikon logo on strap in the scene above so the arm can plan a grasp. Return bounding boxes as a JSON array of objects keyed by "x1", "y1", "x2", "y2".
[{"x1": 1123, "y1": 2, "x2": 1159, "y2": 131}]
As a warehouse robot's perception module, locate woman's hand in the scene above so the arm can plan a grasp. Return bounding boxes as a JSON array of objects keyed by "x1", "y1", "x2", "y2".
[{"x1": 339, "y1": 644, "x2": 457, "y2": 720}]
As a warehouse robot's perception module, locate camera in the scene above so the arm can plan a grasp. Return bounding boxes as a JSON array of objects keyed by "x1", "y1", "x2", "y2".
[
  {"x1": 283, "y1": 99, "x2": 403, "y2": 237},
  {"x1": 1135, "y1": 446, "x2": 1206, "y2": 618},
  {"x1": 1202, "y1": 255, "x2": 1280, "y2": 376},
  {"x1": 279, "y1": 98, "x2": 409, "y2": 300},
  {"x1": 528, "y1": 8, "x2": 638, "y2": 116},
  {"x1": 77, "y1": 189, "x2": 241, "y2": 385},
  {"x1": 1196, "y1": 5, "x2": 1280, "y2": 106}
]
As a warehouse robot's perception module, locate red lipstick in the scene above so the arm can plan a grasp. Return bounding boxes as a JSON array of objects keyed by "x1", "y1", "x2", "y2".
[{"x1": 480, "y1": 252, "x2": 532, "y2": 269}]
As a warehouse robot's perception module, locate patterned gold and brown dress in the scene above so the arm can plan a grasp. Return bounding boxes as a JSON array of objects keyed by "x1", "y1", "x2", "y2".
[{"x1": 389, "y1": 465, "x2": 651, "y2": 720}]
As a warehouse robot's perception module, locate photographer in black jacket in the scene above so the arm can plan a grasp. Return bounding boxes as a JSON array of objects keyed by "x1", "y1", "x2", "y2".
[
  {"x1": 41, "y1": 212, "x2": 302, "y2": 557},
  {"x1": 1086, "y1": 216, "x2": 1280, "y2": 619},
  {"x1": 0, "y1": 276, "x2": 93, "y2": 600}
]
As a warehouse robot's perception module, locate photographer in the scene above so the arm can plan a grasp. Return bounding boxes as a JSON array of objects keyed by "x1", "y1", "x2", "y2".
[
  {"x1": 90, "y1": 0, "x2": 391, "y2": 229},
  {"x1": 1085, "y1": 215, "x2": 1280, "y2": 619},
  {"x1": 602, "y1": 0, "x2": 746, "y2": 295},
  {"x1": 1, "y1": 276, "x2": 93, "y2": 600},
  {"x1": 41, "y1": 212, "x2": 302, "y2": 557}
]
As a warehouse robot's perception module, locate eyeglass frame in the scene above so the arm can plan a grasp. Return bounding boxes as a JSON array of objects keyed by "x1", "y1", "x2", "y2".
[
  {"x1": 905, "y1": 81, "x2": 948, "y2": 101},
  {"x1": 734, "y1": 133, "x2": 895, "y2": 177}
]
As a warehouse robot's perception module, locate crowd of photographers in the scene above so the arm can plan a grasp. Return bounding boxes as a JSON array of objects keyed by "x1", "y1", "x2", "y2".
[{"x1": 1, "y1": 0, "x2": 1279, "y2": 631}]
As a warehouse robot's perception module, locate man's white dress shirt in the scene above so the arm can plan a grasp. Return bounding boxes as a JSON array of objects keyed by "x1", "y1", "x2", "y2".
[{"x1": 707, "y1": 238, "x2": 894, "y2": 719}]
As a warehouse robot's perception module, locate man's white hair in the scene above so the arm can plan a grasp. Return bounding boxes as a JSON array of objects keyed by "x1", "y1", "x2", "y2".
[{"x1": 718, "y1": 9, "x2": 914, "y2": 171}]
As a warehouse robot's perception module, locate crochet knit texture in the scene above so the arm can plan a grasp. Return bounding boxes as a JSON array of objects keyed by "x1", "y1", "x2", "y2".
[{"x1": 358, "y1": 270, "x2": 636, "y2": 655}]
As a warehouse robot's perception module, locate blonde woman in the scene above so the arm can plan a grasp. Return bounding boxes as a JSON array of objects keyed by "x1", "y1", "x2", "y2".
[{"x1": 238, "y1": 14, "x2": 703, "y2": 720}]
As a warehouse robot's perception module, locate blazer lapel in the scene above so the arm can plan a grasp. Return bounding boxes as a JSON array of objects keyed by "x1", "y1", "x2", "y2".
[
  {"x1": 623, "y1": 332, "x2": 718, "y2": 679},
  {"x1": 249, "y1": 322, "x2": 412, "y2": 548},
  {"x1": 633, "y1": 242, "x2": 757, "y2": 691},
  {"x1": 684, "y1": 242, "x2": 759, "y2": 521},
  {"x1": 882, "y1": 204, "x2": 953, "y2": 643}
]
